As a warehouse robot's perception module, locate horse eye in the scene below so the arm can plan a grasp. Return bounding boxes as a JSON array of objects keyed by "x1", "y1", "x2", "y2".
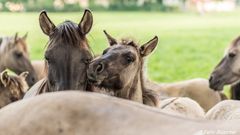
[
  {"x1": 126, "y1": 56, "x2": 134, "y2": 63},
  {"x1": 15, "y1": 52, "x2": 23, "y2": 58},
  {"x1": 45, "y1": 56, "x2": 51, "y2": 63},
  {"x1": 83, "y1": 58, "x2": 91, "y2": 65},
  {"x1": 228, "y1": 53, "x2": 236, "y2": 58}
]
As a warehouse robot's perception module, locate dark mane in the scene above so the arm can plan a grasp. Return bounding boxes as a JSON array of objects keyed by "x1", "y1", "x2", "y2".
[{"x1": 48, "y1": 21, "x2": 86, "y2": 48}]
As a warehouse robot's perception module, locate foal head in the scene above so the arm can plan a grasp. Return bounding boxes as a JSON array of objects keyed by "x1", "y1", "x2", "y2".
[
  {"x1": 0, "y1": 33, "x2": 37, "y2": 86},
  {"x1": 87, "y1": 31, "x2": 158, "y2": 92},
  {"x1": 209, "y1": 36, "x2": 240, "y2": 91},
  {"x1": 39, "y1": 10, "x2": 93, "y2": 91},
  {"x1": 0, "y1": 71, "x2": 29, "y2": 108}
]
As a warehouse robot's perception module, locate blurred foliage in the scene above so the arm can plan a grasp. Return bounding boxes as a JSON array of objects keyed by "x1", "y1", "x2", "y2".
[{"x1": 0, "y1": 0, "x2": 175, "y2": 12}]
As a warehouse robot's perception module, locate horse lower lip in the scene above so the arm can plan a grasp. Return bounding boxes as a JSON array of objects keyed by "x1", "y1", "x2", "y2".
[{"x1": 209, "y1": 82, "x2": 223, "y2": 91}]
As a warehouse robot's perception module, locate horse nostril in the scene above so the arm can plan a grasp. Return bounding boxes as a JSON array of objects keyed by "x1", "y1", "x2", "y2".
[
  {"x1": 32, "y1": 77, "x2": 35, "y2": 83},
  {"x1": 96, "y1": 62, "x2": 104, "y2": 74}
]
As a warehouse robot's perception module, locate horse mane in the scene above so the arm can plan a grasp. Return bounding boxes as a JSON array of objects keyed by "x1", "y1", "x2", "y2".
[
  {"x1": 0, "y1": 36, "x2": 28, "y2": 54},
  {"x1": 0, "y1": 37, "x2": 14, "y2": 53},
  {"x1": 47, "y1": 21, "x2": 89, "y2": 49},
  {"x1": 119, "y1": 38, "x2": 159, "y2": 106},
  {"x1": 229, "y1": 36, "x2": 240, "y2": 49}
]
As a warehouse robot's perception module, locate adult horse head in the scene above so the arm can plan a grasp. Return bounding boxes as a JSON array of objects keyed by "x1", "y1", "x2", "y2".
[
  {"x1": 39, "y1": 9, "x2": 93, "y2": 91},
  {"x1": 0, "y1": 33, "x2": 37, "y2": 86},
  {"x1": 209, "y1": 36, "x2": 240, "y2": 91}
]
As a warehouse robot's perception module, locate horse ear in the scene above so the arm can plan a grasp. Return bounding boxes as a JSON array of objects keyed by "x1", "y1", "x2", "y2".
[
  {"x1": 19, "y1": 71, "x2": 29, "y2": 80},
  {"x1": 140, "y1": 36, "x2": 158, "y2": 57},
  {"x1": 0, "y1": 71, "x2": 10, "y2": 87},
  {"x1": 79, "y1": 9, "x2": 93, "y2": 35},
  {"x1": 103, "y1": 30, "x2": 117, "y2": 46},
  {"x1": 39, "y1": 10, "x2": 56, "y2": 36},
  {"x1": 14, "y1": 32, "x2": 18, "y2": 42},
  {"x1": 22, "y1": 32, "x2": 28, "y2": 40}
]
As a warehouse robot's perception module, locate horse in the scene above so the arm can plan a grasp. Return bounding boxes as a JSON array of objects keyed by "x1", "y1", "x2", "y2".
[
  {"x1": 87, "y1": 31, "x2": 159, "y2": 106},
  {"x1": 146, "y1": 78, "x2": 223, "y2": 111},
  {"x1": 0, "y1": 91, "x2": 240, "y2": 135},
  {"x1": 206, "y1": 100, "x2": 240, "y2": 120},
  {"x1": 0, "y1": 71, "x2": 29, "y2": 108},
  {"x1": 209, "y1": 36, "x2": 240, "y2": 98},
  {"x1": 24, "y1": 9, "x2": 93, "y2": 98},
  {"x1": 230, "y1": 82, "x2": 240, "y2": 100},
  {"x1": 32, "y1": 60, "x2": 46, "y2": 80},
  {"x1": 87, "y1": 31, "x2": 207, "y2": 119},
  {"x1": 160, "y1": 97, "x2": 205, "y2": 119},
  {"x1": 0, "y1": 33, "x2": 37, "y2": 86}
]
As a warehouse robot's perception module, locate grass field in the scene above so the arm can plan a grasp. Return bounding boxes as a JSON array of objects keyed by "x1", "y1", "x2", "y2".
[{"x1": 0, "y1": 11, "x2": 240, "y2": 86}]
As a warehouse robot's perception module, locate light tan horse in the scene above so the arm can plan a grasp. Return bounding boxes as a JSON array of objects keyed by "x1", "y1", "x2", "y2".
[
  {"x1": 146, "y1": 78, "x2": 223, "y2": 111},
  {"x1": 209, "y1": 36, "x2": 240, "y2": 100},
  {"x1": 206, "y1": 100, "x2": 240, "y2": 120},
  {"x1": 0, "y1": 91, "x2": 239, "y2": 135},
  {"x1": 0, "y1": 71, "x2": 29, "y2": 108},
  {"x1": 0, "y1": 33, "x2": 38, "y2": 86},
  {"x1": 31, "y1": 60, "x2": 46, "y2": 80}
]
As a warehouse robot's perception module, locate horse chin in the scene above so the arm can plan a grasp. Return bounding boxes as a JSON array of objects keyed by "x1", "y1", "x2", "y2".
[
  {"x1": 210, "y1": 76, "x2": 240, "y2": 91},
  {"x1": 99, "y1": 75, "x2": 123, "y2": 91},
  {"x1": 210, "y1": 83, "x2": 224, "y2": 91}
]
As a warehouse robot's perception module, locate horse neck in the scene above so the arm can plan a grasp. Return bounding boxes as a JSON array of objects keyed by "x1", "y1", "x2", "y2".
[
  {"x1": 0, "y1": 50, "x2": 6, "y2": 72},
  {"x1": 0, "y1": 38, "x2": 9, "y2": 72},
  {"x1": 116, "y1": 61, "x2": 144, "y2": 103}
]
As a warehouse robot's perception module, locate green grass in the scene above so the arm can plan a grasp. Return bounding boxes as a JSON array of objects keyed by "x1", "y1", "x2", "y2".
[{"x1": 0, "y1": 11, "x2": 240, "y2": 85}]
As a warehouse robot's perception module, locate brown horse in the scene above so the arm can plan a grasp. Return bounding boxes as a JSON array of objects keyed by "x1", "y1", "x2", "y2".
[
  {"x1": 24, "y1": 9, "x2": 93, "y2": 98},
  {"x1": 87, "y1": 31, "x2": 159, "y2": 106},
  {"x1": 0, "y1": 33, "x2": 37, "y2": 86},
  {"x1": 209, "y1": 36, "x2": 240, "y2": 95},
  {"x1": 0, "y1": 71, "x2": 29, "y2": 108}
]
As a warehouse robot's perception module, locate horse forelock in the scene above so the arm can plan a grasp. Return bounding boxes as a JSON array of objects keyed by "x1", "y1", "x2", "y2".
[
  {"x1": 119, "y1": 38, "x2": 139, "y2": 51},
  {"x1": 47, "y1": 21, "x2": 87, "y2": 49}
]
